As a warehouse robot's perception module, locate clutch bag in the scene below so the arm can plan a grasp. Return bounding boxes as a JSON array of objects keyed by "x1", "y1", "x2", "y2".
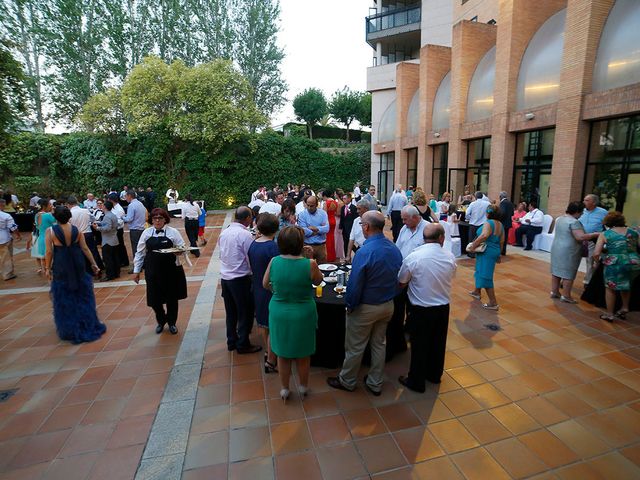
[{"x1": 466, "y1": 242, "x2": 486, "y2": 253}]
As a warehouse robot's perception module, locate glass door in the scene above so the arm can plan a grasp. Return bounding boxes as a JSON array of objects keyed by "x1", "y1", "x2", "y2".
[
  {"x1": 378, "y1": 152, "x2": 395, "y2": 206},
  {"x1": 624, "y1": 171, "x2": 640, "y2": 227},
  {"x1": 467, "y1": 137, "x2": 491, "y2": 194},
  {"x1": 406, "y1": 148, "x2": 417, "y2": 189},
  {"x1": 432, "y1": 143, "x2": 449, "y2": 198},
  {"x1": 513, "y1": 129, "x2": 554, "y2": 207}
]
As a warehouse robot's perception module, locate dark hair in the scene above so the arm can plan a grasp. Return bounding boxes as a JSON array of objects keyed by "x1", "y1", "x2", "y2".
[
  {"x1": 104, "y1": 200, "x2": 114, "y2": 210},
  {"x1": 235, "y1": 206, "x2": 252, "y2": 222},
  {"x1": 185, "y1": 193, "x2": 193, "y2": 205},
  {"x1": 37, "y1": 198, "x2": 48, "y2": 208},
  {"x1": 604, "y1": 211, "x2": 625, "y2": 228},
  {"x1": 566, "y1": 201, "x2": 584, "y2": 216},
  {"x1": 277, "y1": 226, "x2": 304, "y2": 255},
  {"x1": 266, "y1": 190, "x2": 277, "y2": 202},
  {"x1": 256, "y1": 213, "x2": 279, "y2": 236},
  {"x1": 529, "y1": 201, "x2": 538, "y2": 209},
  {"x1": 150, "y1": 208, "x2": 170, "y2": 223},
  {"x1": 53, "y1": 205, "x2": 72, "y2": 224},
  {"x1": 281, "y1": 198, "x2": 296, "y2": 217},
  {"x1": 108, "y1": 193, "x2": 119, "y2": 203},
  {"x1": 126, "y1": 189, "x2": 137, "y2": 199},
  {"x1": 67, "y1": 195, "x2": 78, "y2": 205},
  {"x1": 323, "y1": 188, "x2": 334, "y2": 198},
  {"x1": 486, "y1": 203, "x2": 502, "y2": 221}
]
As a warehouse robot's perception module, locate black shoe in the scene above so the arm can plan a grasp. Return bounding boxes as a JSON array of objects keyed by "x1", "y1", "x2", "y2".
[
  {"x1": 227, "y1": 344, "x2": 236, "y2": 352},
  {"x1": 236, "y1": 344, "x2": 262, "y2": 354},
  {"x1": 523, "y1": 247, "x2": 532, "y2": 251},
  {"x1": 398, "y1": 375, "x2": 425, "y2": 393},
  {"x1": 155, "y1": 324, "x2": 164, "y2": 334},
  {"x1": 326, "y1": 376, "x2": 352, "y2": 392},
  {"x1": 169, "y1": 325, "x2": 178, "y2": 335},
  {"x1": 363, "y1": 374, "x2": 381, "y2": 396}
]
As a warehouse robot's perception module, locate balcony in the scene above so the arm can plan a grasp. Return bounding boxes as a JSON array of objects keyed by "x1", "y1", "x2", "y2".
[{"x1": 366, "y1": 5, "x2": 421, "y2": 47}]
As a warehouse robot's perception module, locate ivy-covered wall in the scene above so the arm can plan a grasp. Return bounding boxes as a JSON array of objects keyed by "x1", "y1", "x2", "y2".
[{"x1": 0, "y1": 131, "x2": 371, "y2": 208}]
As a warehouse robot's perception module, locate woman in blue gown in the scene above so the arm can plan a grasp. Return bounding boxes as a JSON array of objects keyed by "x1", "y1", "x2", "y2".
[
  {"x1": 44, "y1": 206, "x2": 106, "y2": 343},
  {"x1": 467, "y1": 204, "x2": 504, "y2": 310}
]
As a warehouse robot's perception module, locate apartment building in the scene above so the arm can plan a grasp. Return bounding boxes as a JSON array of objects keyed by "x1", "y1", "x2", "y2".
[{"x1": 366, "y1": 0, "x2": 640, "y2": 226}]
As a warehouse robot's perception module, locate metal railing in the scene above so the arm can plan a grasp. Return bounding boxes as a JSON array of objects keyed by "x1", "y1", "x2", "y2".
[{"x1": 366, "y1": 5, "x2": 421, "y2": 35}]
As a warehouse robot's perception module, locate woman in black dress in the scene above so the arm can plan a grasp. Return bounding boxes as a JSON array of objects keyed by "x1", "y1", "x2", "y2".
[
  {"x1": 132, "y1": 208, "x2": 187, "y2": 334},
  {"x1": 412, "y1": 190, "x2": 439, "y2": 223}
]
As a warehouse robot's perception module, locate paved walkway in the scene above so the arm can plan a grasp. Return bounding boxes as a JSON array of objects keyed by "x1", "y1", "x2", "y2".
[{"x1": 0, "y1": 213, "x2": 639, "y2": 479}]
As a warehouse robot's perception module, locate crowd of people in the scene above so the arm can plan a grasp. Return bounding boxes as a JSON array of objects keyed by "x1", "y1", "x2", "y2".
[{"x1": 216, "y1": 181, "x2": 639, "y2": 402}]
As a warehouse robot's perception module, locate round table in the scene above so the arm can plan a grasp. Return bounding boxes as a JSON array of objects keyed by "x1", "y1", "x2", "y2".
[{"x1": 311, "y1": 268, "x2": 348, "y2": 368}]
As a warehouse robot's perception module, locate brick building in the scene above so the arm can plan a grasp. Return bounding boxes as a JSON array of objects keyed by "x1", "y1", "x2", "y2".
[{"x1": 366, "y1": 0, "x2": 640, "y2": 224}]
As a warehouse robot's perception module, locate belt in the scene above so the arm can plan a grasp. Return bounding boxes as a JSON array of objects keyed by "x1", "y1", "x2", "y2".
[{"x1": 185, "y1": 217, "x2": 198, "y2": 220}]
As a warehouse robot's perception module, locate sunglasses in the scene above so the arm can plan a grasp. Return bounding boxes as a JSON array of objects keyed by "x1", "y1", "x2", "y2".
[{"x1": 152, "y1": 216, "x2": 165, "y2": 220}]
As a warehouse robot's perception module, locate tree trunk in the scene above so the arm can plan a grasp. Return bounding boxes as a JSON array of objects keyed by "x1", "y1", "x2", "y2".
[
  {"x1": 308, "y1": 123, "x2": 313, "y2": 140},
  {"x1": 345, "y1": 121, "x2": 351, "y2": 142}
]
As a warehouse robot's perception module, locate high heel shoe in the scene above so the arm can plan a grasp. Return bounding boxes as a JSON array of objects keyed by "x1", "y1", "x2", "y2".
[
  {"x1": 280, "y1": 388, "x2": 290, "y2": 403},
  {"x1": 299, "y1": 385, "x2": 309, "y2": 400},
  {"x1": 264, "y1": 360, "x2": 278, "y2": 374}
]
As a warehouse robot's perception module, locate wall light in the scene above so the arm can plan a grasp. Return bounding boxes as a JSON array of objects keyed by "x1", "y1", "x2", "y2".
[
  {"x1": 525, "y1": 112, "x2": 535, "y2": 121},
  {"x1": 434, "y1": 132, "x2": 441, "y2": 138}
]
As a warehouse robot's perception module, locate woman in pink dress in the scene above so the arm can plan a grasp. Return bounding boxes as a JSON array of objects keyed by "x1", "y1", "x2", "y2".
[
  {"x1": 322, "y1": 189, "x2": 338, "y2": 262},
  {"x1": 508, "y1": 202, "x2": 527, "y2": 245}
]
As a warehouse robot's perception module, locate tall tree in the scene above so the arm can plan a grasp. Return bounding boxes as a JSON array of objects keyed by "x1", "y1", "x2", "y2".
[
  {"x1": 233, "y1": 0, "x2": 287, "y2": 122},
  {"x1": 292, "y1": 88, "x2": 327, "y2": 140},
  {"x1": 329, "y1": 87, "x2": 362, "y2": 141},
  {"x1": 40, "y1": 0, "x2": 111, "y2": 123},
  {"x1": 191, "y1": 0, "x2": 234, "y2": 61},
  {"x1": 2, "y1": 0, "x2": 46, "y2": 131},
  {"x1": 356, "y1": 92, "x2": 372, "y2": 128},
  {"x1": 0, "y1": 40, "x2": 28, "y2": 134}
]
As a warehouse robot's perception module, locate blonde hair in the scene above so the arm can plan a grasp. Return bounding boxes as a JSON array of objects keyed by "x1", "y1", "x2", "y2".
[{"x1": 412, "y1": 190, "x2": 427, "y2": 206}]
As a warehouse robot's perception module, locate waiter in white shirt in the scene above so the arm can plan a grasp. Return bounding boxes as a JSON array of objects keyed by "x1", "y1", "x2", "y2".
[
  {"x1": 108, "y1": 193, "x2": 129, "y2": 267},
  {"x1": 181, "y1": 194, "x2": 202, "y2": 257},
  {"x1": 259, "y1": 191, "x2": 283, "y2": 215},
  {"x1": 345, "y1": 198, "x2": 373, "y2": 261},
  {"x1": 515, "y1": 201, "x2": 544, "y2": 251},
  {"x1": 398, "y1": 223, "x2": 456, "y2": 392},
  {"x1": 464, "y1": 192, "x2": 490, "y2": 257},
  {"x1": 387, "y1": 205, "x2": 429, "y2": 358},
  {"x1": 68, "y1": 196, "x2": 104, "y2": 273},
  {"x1": 387, "y1": 185, "x2": 408, "y2": 242}
]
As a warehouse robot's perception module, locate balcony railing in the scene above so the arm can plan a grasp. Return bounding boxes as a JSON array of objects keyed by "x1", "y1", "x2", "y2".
[{"x1": 366, "y1": 5, "x2": 421, "y2": 35}]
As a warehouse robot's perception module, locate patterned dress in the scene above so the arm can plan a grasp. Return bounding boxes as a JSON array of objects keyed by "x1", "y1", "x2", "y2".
[{"x1": 602, "y1": 228, "x2": 640, "y2": 291}]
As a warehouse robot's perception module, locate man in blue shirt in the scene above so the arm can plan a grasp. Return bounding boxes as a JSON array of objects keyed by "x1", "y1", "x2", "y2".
[
  {"x1": 327, "y1": 211, "x2": 402, "y2": 396},
  {"x1": 387, "y1": 184, "x2": 408, "y2": 242},
  {"x1": 123, "y1": 190, "x2": 148, "y2": 271},
  {"x1": 297, "y1": 195, "x2": 329, "y2": 264},
  {"x1": 580, "y1": 193, "x2": 608, "y2": 284}
]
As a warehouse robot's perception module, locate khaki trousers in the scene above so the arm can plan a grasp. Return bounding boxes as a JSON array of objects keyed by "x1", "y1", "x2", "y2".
[
  {"x1": 338, "y1": 300, "x2": 394, "y2": 392},
  {"x1": 584, "y1": 241, "x2": 596, "y2": 284},
  {"x1": 0, "y1": 240, "x2": 15, "y2": 280},
  {"x1": 306, "y1": 243, "x2": 327, "y2": 264}
]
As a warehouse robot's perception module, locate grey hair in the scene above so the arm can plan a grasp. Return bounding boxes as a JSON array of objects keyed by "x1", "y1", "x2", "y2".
[
  {"x1": 67, "y1": 196, "x2": 78, "y2": 205},
  {"x1": 586, "y1": 193, "x2": 599, "y2": 204},
  {"x1": 356, "y1": 198, "x2": 375, "y2": 211},
  {"x1": 401, "y1": 205, "x2": 420, "y2": 217},
  {"x1": 499, "y1": 191, "x2": 508, "y2": 200}
]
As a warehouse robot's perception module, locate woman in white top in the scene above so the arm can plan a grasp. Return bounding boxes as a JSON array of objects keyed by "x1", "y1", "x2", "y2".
[
  {"x1": 133, "y1": 208, "x2": 187, "y2": 334},
  {"x1": 181, "y1": 194, "x2": 202, "y2": 258}
]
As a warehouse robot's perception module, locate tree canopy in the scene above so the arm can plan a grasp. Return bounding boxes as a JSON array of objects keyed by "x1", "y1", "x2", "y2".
[
  {"x1": 293, "y1": 88, "x2": 327, "y2": 140},
  {"x1": 0, "y1": 40, "x2": 28, "y2": 135},
  {"x1": 329, "y1": 87, "x2": 362, "y2": 141},
  {"x1": 356, "y1": 93, "x2": 372, "y2": 128}
]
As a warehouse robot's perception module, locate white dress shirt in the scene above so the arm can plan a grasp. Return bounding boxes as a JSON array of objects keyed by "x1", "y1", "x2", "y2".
[
  {"x1": 354, "y1": 186, "x2": 361, "y2": 197},
  {"x1": 295, "y1": 201, "x2": 306, "y2": 216},
  {"x1": 521, "y1": 208, "x2": 544, "y2": 227},
  {"x1": 70, "y1": 206, "x2": 92, "y2": 234},
  {"x1": 465, "y1": 199, "x2": 491, "y2": 226},
  {"x1": 349, "y1": 217, "x2": 366, "y2": 248},
  {"x1": 248, "y1": 199, "x2": 265, "y2": 209},
  {"x1": 396, "y1": 218, "x2": 428, "y2": 259},
  {"x1": 398, "y1": 243, "x2": 457, "y2": 307},
  {"x1": 259, "y1": 201, "x2": 282, "y2": 216},
  {"x1": 84, "y1": 198, "x2": 97, "y2": 211},
  {"x1": 387, "y1": 191, "x2": 408, "y2": 213},
  {"x1": 218, "y1": 222, "x2": 254, "y2": 280},
  {"x1": 133, "y1": 226, "x2": 185, "y2": 273},
  {"x1": 181, "y1": 202, "x2": 202, "y2": 220},
  {"x1": 0, "y1": 211, "x2": 18, "y2": 244},
  {"x1": 111, "y1": 203, "x2": 125, "y2": 228}
]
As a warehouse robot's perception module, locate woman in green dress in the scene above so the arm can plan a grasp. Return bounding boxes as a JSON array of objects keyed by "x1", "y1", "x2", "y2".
[
  {"x1": 593, "y1": 212, "x2": 640, "y2": 322},
  {"x1": 263, "y1": 226, "x2": 323, "y2": 403}
]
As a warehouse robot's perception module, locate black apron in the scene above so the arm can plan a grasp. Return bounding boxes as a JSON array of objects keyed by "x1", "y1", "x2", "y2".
[{"x1": 144, "y1": 233, "x2": 187, "y2": 307}]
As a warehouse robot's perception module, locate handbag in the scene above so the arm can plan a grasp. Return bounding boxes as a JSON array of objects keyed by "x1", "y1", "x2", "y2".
[{"x1": 466, "y1": 242, "x2": 486, "y2": 253}]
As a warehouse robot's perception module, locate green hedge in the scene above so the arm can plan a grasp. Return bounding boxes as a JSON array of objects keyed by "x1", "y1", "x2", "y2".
[{"x1": 0, "y1": 131, "x2": 371, "y2": 209}]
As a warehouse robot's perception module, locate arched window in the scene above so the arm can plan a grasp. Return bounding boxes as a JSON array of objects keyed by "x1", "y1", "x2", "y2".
[
  {"x1": 593, "y1": 0, "x2": 640, "y2": 92},
  {"x1": 378, "y1": 99, "x2": 397, "y2": 143},
  {"x1": 516, "y1": 9, "x2": 566, "y2": 110},
  {"x1": 406, "y1": 90, "x2": 420, "y2": 137},
  {"x1": 432, "y1": 72, "x2": 451, "y2": 130},
  {"x1": 466, "y1": 47, "x2": 496, "y2": 122}
]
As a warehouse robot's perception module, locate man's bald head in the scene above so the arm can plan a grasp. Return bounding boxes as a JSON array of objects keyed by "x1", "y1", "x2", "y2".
[
  {"x1": 235, "y1": 206, "x2": 252, "y2": 226},
  {"x1": 361, "y1": 211, "x2": 386, "y2": 238},
  {"x1": 423, "y1": 223, "x2": 445, "y2": 246}
]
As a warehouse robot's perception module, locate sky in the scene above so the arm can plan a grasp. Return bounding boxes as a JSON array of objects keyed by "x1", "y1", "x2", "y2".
[{"x1": 273, "y1": 0, "x2": 373, "y2": 127}]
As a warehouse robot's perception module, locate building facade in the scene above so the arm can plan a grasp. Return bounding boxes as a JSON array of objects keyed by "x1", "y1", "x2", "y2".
[{"x1": 366, "y1": 0, "x2": 640, "y2": 226}]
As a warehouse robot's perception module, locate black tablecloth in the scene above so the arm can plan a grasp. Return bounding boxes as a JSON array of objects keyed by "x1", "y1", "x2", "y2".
[
  {"x1": 458, "y1": 221, "x2": 471, "y2": 250},
  {"x1": 581, "y1": 263, "x2": 640, "y2": 311},
  {"x1": 12, "y1": 213, "x2": 35, "y2": 232},
  {"x1": 311, "y1": 283, "x2": 347, "y2": 368}
]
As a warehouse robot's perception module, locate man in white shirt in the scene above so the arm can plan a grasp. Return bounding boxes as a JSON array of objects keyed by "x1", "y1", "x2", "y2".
[
  {"x1": 345, "y1": 198, "x2": 374, "y2": 260},
  {"x1": 84, "y1": 193, "x2": 98, "y2": 211},
  {"x1": 515, "y1": 201, "x2": 544, "y2": 250},
  {"x1": 464, "y1": 192, "x2": 491, "y2": 257},
  {"x1": 259, "y1": 191, "x2": 283, "y2": 215},
  {"x1": 165, "y1": 187, "x2": 179, "y2": 203},
  {"x1": 29, "y1": 193, "x2": 41, "y2": 208},
  {"x1": 353, "y1": 183, "x2": 362, "y2": 200},
  {"x1": 295, "y1": 190, "x2": 312, "y2": 216},
  {"x1": 398, "y1": 223, "x2": 456, "y2": 392},
  {"x1": 218, "y1": 207, "x2": 261, "y2": 354},
  {"x1": 68, "y1": 196, "x2": 104, "y2": 273},
  {"x1": 0, "y1": 198, "x2": 20, "y2": 280},
  {"x1": 250, "y1": 186, "x2": 265, "y2": 202},
  {"x1": 387, "y1": 185, "x2": 408, "y2": 242},
  {"x1": 120, "y1": 186, "x2": 128, "y2": 201},
  {"x1": 388, "y1": 205, "x2": 429, "y2": 358},
  {"x1": 108, "y1": 193, "x2": 129, "y2": 267},
  {"x1": 248, "y1": 193, "x2": 265, "y2": 210}
]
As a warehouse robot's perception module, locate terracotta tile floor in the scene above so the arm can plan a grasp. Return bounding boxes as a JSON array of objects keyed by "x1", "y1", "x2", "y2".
[
  {"x1": 0, "y1": 215, "x2": 225, "y2": 479},
  {"x1": 184, "y1": 250, "x2": 640, "y2": 479},
  {"x1": 2, "y1": 213, "x2": 640, "y2": 479}
]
